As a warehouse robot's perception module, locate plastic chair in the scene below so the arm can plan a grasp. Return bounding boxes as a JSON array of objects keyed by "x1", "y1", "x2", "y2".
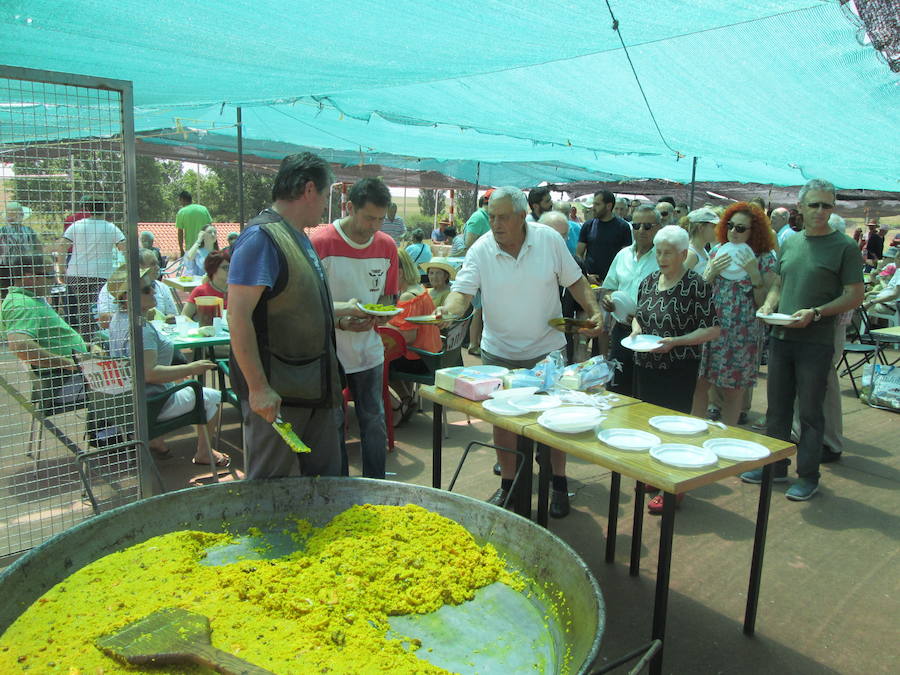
[{"x1": 342, "y1": 325, "x2": 406, "y2": 451}]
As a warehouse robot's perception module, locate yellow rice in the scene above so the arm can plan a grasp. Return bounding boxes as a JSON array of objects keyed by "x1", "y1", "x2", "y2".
[{"x1": 0, "y1": 504, "x2": 525, "y2": 674}]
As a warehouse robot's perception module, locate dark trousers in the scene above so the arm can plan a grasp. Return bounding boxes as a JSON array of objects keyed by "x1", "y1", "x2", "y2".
[
  {"x1": 766, "y1": 336, "x2": 833, "y2": 481},
  {"x1": 63, "y1": 276, "x2": 104, "y2": 340},
  {"x1": 634, "y1": 359, "x2": 700, "y2": 413},
  {"x1": 608, "y1": 322, "x2": 635, "y2": 397}
]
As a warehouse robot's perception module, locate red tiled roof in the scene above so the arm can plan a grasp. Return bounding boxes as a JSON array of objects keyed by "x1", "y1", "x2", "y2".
[{"x1": 140, "y1": 222, "x2": 332, "y2": 259}]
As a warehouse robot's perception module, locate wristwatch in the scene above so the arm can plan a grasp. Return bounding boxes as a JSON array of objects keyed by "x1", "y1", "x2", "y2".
[{"x1": 812, "y1": 307, "x2": 822, "y2": 322}]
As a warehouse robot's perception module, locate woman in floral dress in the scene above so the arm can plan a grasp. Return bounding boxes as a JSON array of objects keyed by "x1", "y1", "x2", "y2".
[{"x1": 692, "y1": 202, "x2": 777, "y2": 426}]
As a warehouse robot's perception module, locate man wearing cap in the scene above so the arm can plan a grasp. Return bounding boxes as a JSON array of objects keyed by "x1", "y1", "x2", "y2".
[
  {"x1": 381, "y1": 203, "x2": 406, "y2": 245},
  {"x1": 741, "y1": 178, "x2": 863, "y2": 501},
  {"x1": 439, "y1": 186, "x2": 604, "y2": 516},
  {"x1": 0, "y1": 201, "x2": 41, "y2": 295},
  {"x1": 598, "y1": 205, "x2": 662, "y2": 397},
  {"x1": 176, "y1": 191, "x2": 212, "y2": 257},
  {"x1": 228, "y1": 152, "x2": 364, "y2": 479},
  {"x1": 576, "y1": 190, "x2": 633, "y2": 287}
]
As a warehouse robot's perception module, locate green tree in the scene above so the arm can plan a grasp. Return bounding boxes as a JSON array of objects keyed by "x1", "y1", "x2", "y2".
[
  {"x1": 455, "y1": 189, "x2": 477, "y2": 224},
  {"x1": 135, "y1": 155, "x2": 168, "y2": 221},
  {"x1": 418, "y1": 189, "x2": 445, "y2": 217},
  {"x1": 205, "y1": 166, "x2": 274, "y2": 224}
]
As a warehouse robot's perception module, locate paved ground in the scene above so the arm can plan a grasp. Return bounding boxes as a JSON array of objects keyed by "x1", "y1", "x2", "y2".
[{"x1": 2, "y1": 347, "x2": 897, "y2": 673}]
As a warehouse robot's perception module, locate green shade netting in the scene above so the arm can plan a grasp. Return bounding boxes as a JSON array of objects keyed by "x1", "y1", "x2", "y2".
[{"x1": 1, "y1": 1, "x2": 897, "y2": 189}]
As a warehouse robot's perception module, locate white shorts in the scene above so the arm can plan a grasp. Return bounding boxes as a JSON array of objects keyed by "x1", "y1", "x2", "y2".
[{"x1": 157, "y1": 385, "x2": 221, "y2": 423}]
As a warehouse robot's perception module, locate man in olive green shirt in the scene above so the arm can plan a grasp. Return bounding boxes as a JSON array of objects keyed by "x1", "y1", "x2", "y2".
[
  {"x1": 175, "y1": 190, "x2": 212, "y2": 256},
  {"x1": 741, "y1": 179, "x2": 863, "y2": 501}
]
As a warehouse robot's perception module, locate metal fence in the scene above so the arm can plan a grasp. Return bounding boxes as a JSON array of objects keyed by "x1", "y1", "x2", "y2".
[{"x1": 0, "y1": 66, "x2": 152, "y2": 564}]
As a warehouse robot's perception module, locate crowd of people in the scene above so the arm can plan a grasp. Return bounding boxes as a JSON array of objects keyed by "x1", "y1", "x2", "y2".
[{"x1": 2, "y1": 153, "x2": 894, "y2": 512}]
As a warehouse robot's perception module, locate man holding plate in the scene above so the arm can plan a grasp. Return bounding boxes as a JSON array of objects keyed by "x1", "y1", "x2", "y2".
[
  {"x1": 742, "y1": 178, "x2": 863, "y2": 501},
  {"x1": 438, "y1": 186, "x2": 604, "y2": 517},
  {"x1": 597, "y1": 205, "x2": 662, "y2": 396},
  {"x1": 311, "y1": 177, "x2": 399, "y2": 479}
]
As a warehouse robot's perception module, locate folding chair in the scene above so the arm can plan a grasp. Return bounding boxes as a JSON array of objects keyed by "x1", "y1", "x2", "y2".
[
  {"x1": 838, "y1": 308, "x2": 884, "y2": 397},
  {"x1": 80, "y1": 356, "x2": 220, "y2": 483}
]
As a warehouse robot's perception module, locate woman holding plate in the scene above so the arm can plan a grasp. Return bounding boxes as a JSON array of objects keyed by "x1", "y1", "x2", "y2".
[
  {"x1": 631, "y1": 225, "x2": 720, "y2": 410},
  {"x1": 691, "y1": 203, "x2": 776, "y2": 426},
  {"x1": 630, "y1": 225, "x2": 720, "y2": 514}
]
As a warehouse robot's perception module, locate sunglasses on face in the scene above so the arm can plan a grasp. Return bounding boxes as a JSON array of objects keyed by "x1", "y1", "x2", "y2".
[
  {"x1": 805, "y1": 202, "x2": 834, "y2": 210},
  {"x1": 632, "y1": 222, "x2": 655, "y2": 231},
  {"x1": 727, "y1": 222, "x2": 750, "y2": 233}
]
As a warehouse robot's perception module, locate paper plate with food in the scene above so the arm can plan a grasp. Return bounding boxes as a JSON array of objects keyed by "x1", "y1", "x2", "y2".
[{"x1": 357, "y1": 302, "x2": 403, "y2": 316}]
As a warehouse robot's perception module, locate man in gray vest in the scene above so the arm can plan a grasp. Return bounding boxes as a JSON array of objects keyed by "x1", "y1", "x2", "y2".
[{"x1": 228, "y1": 152, "x2": 366, "y2": 478}]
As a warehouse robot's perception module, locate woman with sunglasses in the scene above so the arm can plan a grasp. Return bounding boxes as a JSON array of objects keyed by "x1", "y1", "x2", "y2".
[
  {"x1": 691, "y1": 203, "x2": 776, "y2": 427},
  {"x1": 106, "y1": 265, "x2": 229, "y2": 467}
]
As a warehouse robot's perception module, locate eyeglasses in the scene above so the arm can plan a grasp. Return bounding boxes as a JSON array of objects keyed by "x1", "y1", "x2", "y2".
[
  {"x1": 632, "y1": 222, "x2": 655, "y2": 231},
  {"x1": 140, "y1": 285, "x2": 154, "y2": 295},
  {"x1": 727, "y1": 222, "x2": 750, "y2": 233},
  {"x1": 805, "y1": 202, "x2": 834, "y2": 210}
]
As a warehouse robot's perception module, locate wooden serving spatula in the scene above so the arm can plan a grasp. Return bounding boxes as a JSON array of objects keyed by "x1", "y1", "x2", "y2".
[{"x1": 96, "y1": 607, "x2": 274, "y2": 674}]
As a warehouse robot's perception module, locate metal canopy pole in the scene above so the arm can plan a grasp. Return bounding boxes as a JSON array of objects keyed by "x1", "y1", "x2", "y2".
[
  {"x1": 237, "y1": 107, "x2": 245, "y2": 230},
  {"x1": 473, "y1": 161, "x2": 480, "y2": 198},
  {"x1": 689, "y1": 156, "x2": 698, "y2": 209}
]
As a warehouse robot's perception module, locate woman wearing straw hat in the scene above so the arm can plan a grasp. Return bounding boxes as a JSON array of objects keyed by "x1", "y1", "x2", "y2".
[
  {"x1": 423, "y1": 258, "x2": 458, "y2": 308},
  {"x1": 387, "y1": 250, "x2": 442, "y2": 420}
]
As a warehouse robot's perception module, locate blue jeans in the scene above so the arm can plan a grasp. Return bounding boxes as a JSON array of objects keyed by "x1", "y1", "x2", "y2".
[
  {"x1": 342, "y1": 365, "x2": 387, "y2": 479},
  {"x1": 766, "y1": 337, "x2": 833, "y2": 481}
]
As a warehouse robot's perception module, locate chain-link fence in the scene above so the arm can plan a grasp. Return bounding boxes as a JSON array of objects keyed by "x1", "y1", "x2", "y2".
[{"x1": 0, "y1": 67, "x2": 151, "y2": 563}]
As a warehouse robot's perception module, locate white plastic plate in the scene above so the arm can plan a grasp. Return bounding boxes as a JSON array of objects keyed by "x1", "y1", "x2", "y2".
[
  {"x1": 597, "y1": 428, "x2": 661, "y2": 451},
  {"x1": 508, "y1": 394, "x2": 562, "y2": 412},
  {"x1": 482, "y1": 398, "x2": 528, "y2": 417},
  {"x1": 650, "y1": 444, "x2": 718, "y2": 469},
  {"x1": 537, "y1": 407, "x2": 605, "y2": 434},
  {"x1": 649, "y1": 415, "x2": 708, "y2": 435},
  {"x1": 620, "y1": 334, "x2": 665, "y2": 352},
  {"x1": 703, "y1": 438, "x2": 771, "y2": 461},
  {"x1": 755, "y1": 311, "x2": 800, "y2": 326},
  {"x1": 489, "y1": 386, "x2": 538, "y2": 400}
]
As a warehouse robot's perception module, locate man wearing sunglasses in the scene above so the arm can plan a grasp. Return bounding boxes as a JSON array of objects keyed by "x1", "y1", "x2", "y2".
[
  {"x1": 598, "y1": 205, "x2": 662, "y2": 396},
  {"x1": 741, "y1": 179, "x2": 863, "y2": 501}
]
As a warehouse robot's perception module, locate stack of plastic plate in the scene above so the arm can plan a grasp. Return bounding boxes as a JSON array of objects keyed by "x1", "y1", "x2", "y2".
[{"x1": 537, "y1": 407, "x2": 605, "y2": 434}]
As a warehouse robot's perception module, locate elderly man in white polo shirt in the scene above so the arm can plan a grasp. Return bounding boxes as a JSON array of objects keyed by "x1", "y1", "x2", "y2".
[
  {"x1": 598, "y1": 205, "x2": 662, "y2": 397},
  {"x1": 439, "y1": 186, "x2": 603, "y2": 517}
]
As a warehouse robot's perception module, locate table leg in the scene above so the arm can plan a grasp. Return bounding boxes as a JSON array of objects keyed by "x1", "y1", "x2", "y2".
[
  {"x1": 605, "y1": 471, "x2": 621, "y2": 563},
  {"x1": 649, "y1": 491, "x2": 677, "y2": 675},
  {"x1": 744, "y1": 462, "x2": 774, "y2": 635},
  {"x1": 630, "y1": 480, "x2": 646, "y2": 577},
  {"x1": 431, "y1": 401, "x2": 443, "y2": 489},
  {"x1": 513, "y1": 436, "x2": 534, "y2": 520},
  {"x1": 536, "y1": 444, "x2": 551, "y2": 528}
]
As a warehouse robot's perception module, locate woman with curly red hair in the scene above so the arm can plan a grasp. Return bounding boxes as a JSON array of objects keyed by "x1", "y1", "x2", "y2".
[{"x1": 691, "y1": 202, "x2": 776, "y2": 425}]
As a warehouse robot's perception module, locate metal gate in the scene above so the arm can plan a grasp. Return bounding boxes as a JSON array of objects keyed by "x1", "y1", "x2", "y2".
[{"x1": 0, "y1": 66, "x2": 153, "y2": 564}]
